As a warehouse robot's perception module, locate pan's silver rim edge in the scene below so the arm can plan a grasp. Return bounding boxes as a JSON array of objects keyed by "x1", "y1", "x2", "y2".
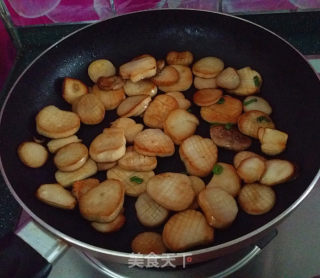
[{"x1": 0, "y1": 8, "x2": 319, "y2": 261}]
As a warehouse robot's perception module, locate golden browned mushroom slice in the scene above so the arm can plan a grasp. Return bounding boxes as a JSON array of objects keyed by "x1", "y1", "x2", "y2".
[
  {"x1": 158, "y1": 65, "x2": 193, "y2": 92},
  {"x1": 72, "y1": 178, "x2": 100, "y2": 200},
  {"x1": 135, "y1": 192, "x2": 169, "y2": 227},
  {"x1": 107, "y1": 166, "x2": 154, "y2": 197},
  {"x1": 54, "y1": 142, "x2": 88, "y2": 172},
  {"x1": 192, "y1": 57, "x2": 224, "y2": 78},
  {"x1": 166, "y1": 50, "x2": 194, "y2": 66},
  {"x1": 228, "y1": 67, "x2": 262, "y2": 96},
  {"x1": 36, "y1": 183, "x2": 76, "y2": 210},
  {"x1": 238, "y1": 110, "x2": 275, "y2": 138},
  {"x1": 233, "y1": 151, "x2": 266, "y2": 169},
  {"x1": 207, "y1": 163, "x2": 241, "y2": 197},
  {"x1": 124, "y1": 79, "x2": 157, "y2": 97},
  {"x1": 165, "y1": 92, "x2": 191, "y2": 110},
  {"x1": 111, "y1": 117, "x2": 144, "y2": 143},
  {"x1": 55, "y1": 159, "x2": 98, "y2": 187},
  {"x1": 236, "y1": 156, "x2": 266, "y2": 183},
  {"x1": 91, "y1": 213, "x2": 126, "y2": 233},
  {"x1": 88, "y1": 59, "x2": 116, "y2": 83},
  {"x1": 193, "y1": 88, "x2": 223, "y2": 107},
  {"x1": 156, "y1": 59, "x2": 165, "y2": 73},
  {"x1": 243, "y1": 96, "x2": 272, "y2": 115},
  {"x1": 258, "y1": 127, "x2": 288, "y2": 155},
  {"x1": 216, "y1": 67, "x2": 240, "y2": 89},
  {"x1": 132, "y1": 232, "x2": 167, "y2": 254},
  {"x1": 36, "y1": 105, "x2": 80, "y2": 139},
  {"x1": 194, "y1": 76, "x2": 217, "y2": 90},
  {"x1": 164, "y1": 108, "x2": 199, "y2": 145},
  {"x1": 62, "y1": 77, "x2": 88, "y2": 104},
  {"x1": 119, "y1": 55, "x2": 157, "y2": 82},
  {"x1": 200, "y1": 95, "x2": 242, "y2": 124},
  {"x1": 117, "y1": 95, "x2": 152, "y2": 118},
  {"x1": 89, "y1": 128, "x2": 126, "y2": 163},
  {"x1": 238, "y1": 183, "x2": 276, "y2": 215},
  {"x1": 162, "y1": 209, "x2": 213, "y2": 252},
  {"x1": 79, "y1": 179, "x2": 125, "y2": 223},
  {"x1": 118, "y1": 146, "x2": 157, "y2": 171},
  {"x1": 134, "y1": 128, "x2": 175, "y2": 157},
  {"x1": 179, "y1": 135, "x2": 218, "y2": 177},
  {"x1": 260, "y1": 159, "x2": 295, "y2": 186},
  {"x1": 72, "y1": 94, "x2": 105, "y2": 125},
  {"x1": 47, "y1": 135, "x2": 82, "y2": 154},
  {"x1": 96, "y1": 75, "x2": 124, "y2": 91},
  {"x1": 188, "y1": 176, "x2": 205, "y2": 209},
  {"x1": 17, "y1": 141, "x2": 48, "y2": 168},
  {"x1": 96, "y1": 161, "x2": 117, "y2": 171},
  {"x1": 210, "y1": 125, "x2": 252, "y2": 151},
  {"x1": 91, "y1": 85, "x2": 125, "y2": 110},
  {"x1": 198, "y1": 187, "x2": 238, "y2": 228},
  {"x1": 143, "y1": 94, "x2": 178, "y2": 128},
  {"x1": 151, "y1": 65, "x2": 179, "y2": 86},
  {"x1": 146, "y1": 172, "x2": 195, "y2": 211}
]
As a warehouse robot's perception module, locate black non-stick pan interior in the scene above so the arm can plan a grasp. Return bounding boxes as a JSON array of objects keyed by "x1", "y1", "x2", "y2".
[{"x1": 1, "y1": 10, "x2": 319, "y2": 253}]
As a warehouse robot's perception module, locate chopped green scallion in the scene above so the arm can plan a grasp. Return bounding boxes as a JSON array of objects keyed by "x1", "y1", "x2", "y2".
[
  {"x1": 130, "y1": 176, "x2": 144, "y2": 184},
  {"x1": 217, "y1": 97, "x2": 225, "y2": 104},
  {"x1": 256, "y1": 116, "x2": 271, "y2": 123},
  {"x1": 243, "y1": 98, "x2": 258, "y2": 106},
  {"x1": 212, "y1": 164, "x2": 223, "y2": 175},
  {"x1": 253, "y1": 76, "x2": 261, "y2": 87}
]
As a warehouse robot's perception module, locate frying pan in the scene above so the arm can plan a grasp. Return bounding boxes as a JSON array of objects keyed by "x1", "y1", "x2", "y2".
[{"x1": 0, "y1": 9, "x2": 320, "y2": 268}]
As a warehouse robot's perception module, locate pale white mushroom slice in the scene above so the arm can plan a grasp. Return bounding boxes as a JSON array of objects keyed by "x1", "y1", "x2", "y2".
[
  {"x1": 72, "y1": 94, "x2": 105, "y2": 125},
  {"x1": 146, "y1": 172, "x2": 195, "y2": 211},
  {"x1": 117, "y1": 95, "x2": 151, "y2": 117},
  {"x1": 97, "y1": 162, "x2": 117, "y2": 171},
  {"x1": 62, "y1": 77, "x2": 88, "y2": 104},
  {"x1": 134, "y1": 128, "x2": 175, "y2": 157},
  {"x1": 91, "y1": 85, "x2": 125, "y2": 110},
  {"x1": 260, "y1": 159, "x2": 295, "y2": 186},
  {"x1": 36, "y1": 183, "x2": 76, "y2": 210},
  {"x1": 88, "y1": 59, "x2": 116, "y2": 83},
  {"x1": 132, "y1": 232, "x2": 167, "y2": 254},
  {"x1": 207, "y1": 163, "x2": 241, "y2": 197},
  {"x1": 243, "y1": 96, "x2": 272, "y2": 115},
  {"x1": 233, "y1": 151, "x2": 266, "y2": 169},
  {"x1": 36, "y1": 105, "x2": 80, "y2": 139},
  {"x1": 165, "y1": 92, "x2": 191, "y2": 110},
  {"x1": 91, "y1": 214, "x2": 126, "y2": 233},
  {"x1": 124, "y1": 79, "x2": 157, "y2": 97},
  {"x1": 179, "y1": 135, "x2": 218, "y2": 177},
  {"x1": 54, "y1": 142, "x2": 88, "y2": 172},
  {"x1": 166, "y1": 50, "x2": 194, "y2": 66},
  {"x1": 79, "y1": 179, "x2": 125, "y2": 223},
  {"x1": 238, "y1": 110, "x2": 275, "y2": 139},
  {"x1": 228, "y1": 67, "x2": 262, "y2": 96},
  {"x1": 47, "y1": 135, "x2": 82, "y2": 154},
  {"x1": 151, "y1": 66, "x2": 179, "y2": 86},
  {"x1": 188, "y1": 176, "x2": 205, "y2": 209},
  {"x1": 216, "y1": 67, "x2": 240, "y2": 89},
  {"x1": 107, "y1": 165, "x2": 154, "y2": 197},
  {"x1": 163, "y1": 109, "x2": 199, "y2": 145},
  {"x1": 55, "y1": 159, "x2": 98, "y2": 187},
  {"x1": 238, "y1": 183, "x2": 276, "y2": 215},
  {"x1": 194, "y1": 76, "x2": 217, "y2": 89},
  {"x1": 143, "y1": 94, "x2": 178, "y2": 129},
  {"x1": 89, "y1": 128, "x2": 126, "y2": 163},
  {"x1": 111, "y1": 117, "x2": 144, "y2": 143},
  {"x1": 192, "y1": 57, "x2": 224, "y2": 78},
  {"x1": 72, "y1": 178, "x2": 100, "y2": 200},
  {"x1": 236, "y1": 156, "x2": 266, "y2": 183},
  {"x1": 135, "y1": 192, "x2": 169, "y2": 227},
  {"x1": 118, "y1": 146, "x2": 157, "y2": 171},
  {"x1": 96, "y1": 75, "x2": 124, "y2": 91},
  {"x1": 17, "y1": 141, "x2": 48, "y2": 168},
  {"x1": 119, "y1": 55, "x2": 157, "y2": 82},
  {"x1": 198, "y1": 187, "x2": 238, "y2": 228},
  {"x1": 158, "y1": 65, "x2": 193, "y2": 92},
  {"x1": 258, "y1": 127, "x2": 288, "y2": 156},
  {"x1": 162, "y1": 209, "x2": 213, "y2": 252},
  {"x1": 193, "y1": 88, "x2": 223, "y2": 107}
]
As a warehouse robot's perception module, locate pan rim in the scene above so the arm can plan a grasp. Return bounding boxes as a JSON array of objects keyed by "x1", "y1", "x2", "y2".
[{"x1": 1, "y1": 8, "x2": 320, "y2": 260}]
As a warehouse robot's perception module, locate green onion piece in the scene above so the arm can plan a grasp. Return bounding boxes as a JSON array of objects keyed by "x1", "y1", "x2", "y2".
[
  {"x1": 210, "y1": 122, "x2": 222, "y2": 127},
  {"x1": 253, "y1": 76, "x2": 261, "y2": 87},
  {"x1": 225, "y1": 123, "x2": 233, "y2": 130},
  {"x1": 243, "y1": 98, "x2": 258, "y2": 106},
  {"x1": 130, "y1": 176, "x2": 144, "y2": 184},
  {"x1": 212, "y1": 164, "x2": 223, "y2": 175},
  {"x1": 217, "y1": 97, "x2": 225, "y2": 104},
  {"x1": 256, "y1": 116, "x2": 271, "y2": 123}
]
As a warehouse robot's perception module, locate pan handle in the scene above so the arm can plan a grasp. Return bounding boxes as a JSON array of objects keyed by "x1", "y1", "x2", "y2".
[{"x1": 0, "y1": 220, "x2": 68, "y2": 278}]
